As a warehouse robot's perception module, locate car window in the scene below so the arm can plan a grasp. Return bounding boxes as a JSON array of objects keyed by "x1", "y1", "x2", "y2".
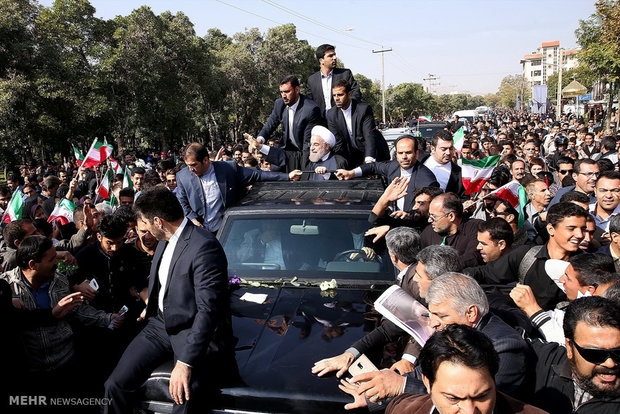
[{"x1": 219, "y1": 214, "x2": 393, "y2": 281}]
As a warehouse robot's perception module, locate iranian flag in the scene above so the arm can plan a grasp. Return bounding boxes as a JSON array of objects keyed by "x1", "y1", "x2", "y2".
[
  {"x1": 2, "y1": 189, "x2": 24, "y2": 223},
  {"x1": 122, "y1": 166, "x2": 133, "y2": 190},
  {"x1": 453, "y1": 126, "x2": 465, "y2": 154},
  {"x1": 98, "y1": 168, "x2": 114, "y2": 199},
  {"x1": 72, "y1": 145, "x2": 85, "y2": 166},
  {"x1": 81, "y1": 138, "x2": 113, "y2": 169},
  {"x1": 47, "y1": 198, "x2": 75, "y2": 226},
  {"x1": 462, "y1": 155, "x2": 500, "y2": 195},
  {"x1": 418, "y1": 116, "x2": 432, "y2": 122},
  {"x1": 109, "y1": 157, "x2": 122, "y2": 174},
  {"x1": 487, "y1": 180, "x2": 528, "y2": 228}
]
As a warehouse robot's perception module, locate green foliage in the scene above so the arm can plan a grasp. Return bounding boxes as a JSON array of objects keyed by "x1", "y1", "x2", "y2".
[
  {"x1": 546, "y1": 65, "x2": 597, "y2": 104},
  {"x1": 496, "y1": 74, "x2": 531, "y2": 109},
  {"x1": 575, "y1": 0, "x2": 620, "y2": 128}
]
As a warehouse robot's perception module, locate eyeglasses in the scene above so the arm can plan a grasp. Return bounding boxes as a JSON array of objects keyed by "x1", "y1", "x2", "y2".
[
  {"x1": 571, "y1": 340, "x2": 620, "y2": 365},
  {"x1": 559, "y1": 169, "x2": 574, "y2": 175},
  {"x1": 524, "y1": 147, "x2": 537, "y2": 152},
  {"x1": 428, "y1": 211, "x2": 452, "y2": 222},
  {"x1": 578, "y1": 171, "x2": 600, "y2": 178}
]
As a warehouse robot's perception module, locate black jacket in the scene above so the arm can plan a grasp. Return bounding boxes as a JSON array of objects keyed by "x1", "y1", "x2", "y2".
[
  {"x1": 327, "y1": 100, "x2": 389, "y2": 166},
  {"x1": 420, "y1": 218, "x2": 484, "y2": 268},
  {"x1": 464, "y1": 244, "x2": 568, "y2": 311},
  {"x1": 530, "y1": 338, "x2": 620, "y2": 413},
  {"x1": 306, "y1": 68, "x2": 361, "y2": 117},
  {"x1": 359, "y1": 160, "x2": 439, "y2": 211},
  {"x1": 420, "y1": 154, "x2": 466, "y2": 197},
  {"x1": 404, "y1": 312, "x2": 530, "y2": 397}
]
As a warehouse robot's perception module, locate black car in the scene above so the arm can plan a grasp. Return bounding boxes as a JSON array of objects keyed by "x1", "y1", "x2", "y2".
[{"x1": 138, "y1": 180, "x2": 397, "y2": 414}]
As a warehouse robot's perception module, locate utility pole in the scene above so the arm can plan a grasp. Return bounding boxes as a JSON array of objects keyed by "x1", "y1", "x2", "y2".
[
  {"x1": 423, "y1": 74, "x2": 440, "y2": 94},
  {"x1": 557, "y1": 48, "x2": 563, "y2": 121},
  {"x1": 372, "y1": 47, "x2": 392, "y2": 125}
]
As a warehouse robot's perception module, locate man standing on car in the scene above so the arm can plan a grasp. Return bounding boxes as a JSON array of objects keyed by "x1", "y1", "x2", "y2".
[
  {"x1": 254, "y1": 75, "x2": 323, "y2": 171},
  {"x1": 327, "y1": 79, "x2": 389, "y2": 167},
  {"x1": 306, "y1": 44, "x2": 361, "y2": 119},
  {"x1": 103, "y1": 187, "x2": 235, "y2": 413}
]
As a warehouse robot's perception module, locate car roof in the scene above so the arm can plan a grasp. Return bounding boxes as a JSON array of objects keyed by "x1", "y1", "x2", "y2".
[{"x1": 235, "y1": 179, "x2": 385, "y2": 208}]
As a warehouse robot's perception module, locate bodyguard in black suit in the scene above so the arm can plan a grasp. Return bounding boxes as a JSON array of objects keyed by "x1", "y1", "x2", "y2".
[
  {"x1": 327, "y1": 79, "x2": 389, "y2": 167},
  {"x1": 421, "y1": 129, "x2": 466, "y2": 197},
  {"x1": 257, "y1": 75, "x2": 323, "y2": 171},
  {"x1": 336, "y1": 135, "x2": 439, "y2": 212},
  {"x1": 104, "y1": 187, "x2": 234, "y2": 413},
  {"x1": 305, "y1": 44, "x2": 361, "y2": 118}
]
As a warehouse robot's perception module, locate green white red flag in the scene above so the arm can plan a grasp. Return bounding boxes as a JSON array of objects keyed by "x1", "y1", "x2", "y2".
[
  {"x1": 98, "y1": 168, "x2": 114, "y2": 199},
  {"x1": 47, "y1": 198, "x2": 75, "y2": 226},
  {"x1": 122, "y1": 166, "x2": 133, "y2": 190},
  {"x1": 109, "y1": 157, "x2": 122, "y2": 174},
  {"x1": 81, "y1": 138, "x2": 113, "y2": 168},
  {"x1": 453, "y1": 127, "x2": 465, "y2": 154},
  {"x1": 487, "y1": 180, "x2": 528, "y2": 228},
  {"x1": 461, "y1": 155, "x2": 500, "y2": 195},
  {"x1": 418, "y1": 116, "x2": 432, "y2": 122},
  {"x1": 2, "y1": 189, "x2": 24, "y2": 223},
  {"x1": 72, "y1": 145, "x2": 85, "y2": 166}
]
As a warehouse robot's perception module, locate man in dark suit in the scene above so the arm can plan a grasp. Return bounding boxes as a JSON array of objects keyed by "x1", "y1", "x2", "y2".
[
  {"x1": 327, "y1": 79, "x2": 389, "y2": 167},
  {"x1": 421, "y1": 130, "x2": 466, "y2": 197},
  {"x1": 337, "y1": 273, "x2": 529, "y2": 409},
  {"x1": 256, "y1": 75, "x2": 323, "y2": 171},
  {"x1": 103, "y1": 187, "x2": 234, "y2": 413},
  {"x1": 336, "y1": 135, "x2": 439, "y2": 211},
  {"x1": 175, "y1": 142, "x2": 300, "y2": 233},
  {"x1": 306, "y1": 44, "x2": 361, "y2": 118}
]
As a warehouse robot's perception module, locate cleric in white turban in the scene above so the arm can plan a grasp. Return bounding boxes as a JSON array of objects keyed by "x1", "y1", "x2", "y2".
[{"x1": 306, "y1": 125, "x2": 348, "y2": 180}]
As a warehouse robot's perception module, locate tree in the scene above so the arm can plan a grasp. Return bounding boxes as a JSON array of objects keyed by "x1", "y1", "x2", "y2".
[
  {"x1": 385, "y1": 83, "x2": 432, "y2": 122},
  {"x1": 546, "y1": 65, "x2": 597, "y2": 104},
  {"x1": 496, "y1": 74, "x2": 531, "y2": 109},
  {"x1": 575, "y1": 0, "x2": 620, "y2": 128},
  {"x1": 354, "y1": 73, "x2": 382, "y2": 119}
]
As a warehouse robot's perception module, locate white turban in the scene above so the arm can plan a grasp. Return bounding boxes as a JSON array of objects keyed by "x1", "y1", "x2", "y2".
[{"x1": 311, "y1": 125, "x2": 336, "y2": 148}]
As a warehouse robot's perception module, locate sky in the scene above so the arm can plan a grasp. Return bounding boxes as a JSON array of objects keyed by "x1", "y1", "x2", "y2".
[{"x1": 39, "y1": 0, "x2": 597, "y2": 96}]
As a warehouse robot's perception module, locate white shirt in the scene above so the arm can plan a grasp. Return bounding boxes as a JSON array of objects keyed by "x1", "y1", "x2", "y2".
[
  {"x1": 341, "y1": 104, "x2": 355, "y2": 149},
  {"x1": 158, "y1": 218, "x2": 188, "y2": 312},
  {"x1": 589, "y1": 201, "x2": 620, "y2": 232},
  {"x1": 288, "y1": 98, "x2": 300, "y2": 148},
  {"x1": 424, "y1": 157, "x2": 451, "y2": 190},
  {"x1": 321, "y1": 70, "x2": 333, "y2": 116},
  {"x1": 396, "y1": 168, "x2": 413, "y2": 211},
  {"x1": 199, "y1": 165, "x2": 224, "y2": 232}
]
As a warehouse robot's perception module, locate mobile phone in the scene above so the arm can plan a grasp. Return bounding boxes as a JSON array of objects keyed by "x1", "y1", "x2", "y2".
[
  {"x1": 89, "y1": 278, "x2": 99, "y2": 291},
  {"x1": 108, "y1": 305, "x2": 128, "y2": 329},
  {"x1": 348, "y1": 354, "x2": 379, "y2": 377}
]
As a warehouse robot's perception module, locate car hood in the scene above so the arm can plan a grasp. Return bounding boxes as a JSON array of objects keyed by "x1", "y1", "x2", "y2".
[{"x1": 221, "y1": 284, "x2": 386, "y2": 413}]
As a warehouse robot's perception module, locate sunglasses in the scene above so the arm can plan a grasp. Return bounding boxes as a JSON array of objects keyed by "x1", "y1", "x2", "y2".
[
  {"x1": 559, "y1": 169, "x2": 574, "y2": 175},
  {"x1": 572, "y1": 341, "x2": 620, "y2": 365}
]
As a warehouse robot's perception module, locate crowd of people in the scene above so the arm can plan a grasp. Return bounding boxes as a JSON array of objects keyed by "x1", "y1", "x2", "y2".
[{"x1": 0, "y1": 42, "x2": 619, "y2": 414}]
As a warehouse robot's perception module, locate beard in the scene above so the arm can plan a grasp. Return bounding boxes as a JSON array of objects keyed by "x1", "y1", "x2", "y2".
[
  {"x1": 309, "y1": 147, "x2": 329, "y2": 163},
  {"x1": 571, "y1": 359, "x2": 620, "y2": 399}
]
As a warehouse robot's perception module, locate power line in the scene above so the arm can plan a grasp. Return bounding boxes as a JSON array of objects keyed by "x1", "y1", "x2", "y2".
[
  {"x1": 261, "y1": 0, "x2": 385, "y2": 48},
  {"x1": 215, "y1": 0, "x2": 367, "y2": 50}
]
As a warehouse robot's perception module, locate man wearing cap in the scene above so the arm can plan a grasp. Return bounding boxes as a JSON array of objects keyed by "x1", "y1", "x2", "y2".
[{"x1": 510, "y1": 253, "x2": 616, "y2": 346}]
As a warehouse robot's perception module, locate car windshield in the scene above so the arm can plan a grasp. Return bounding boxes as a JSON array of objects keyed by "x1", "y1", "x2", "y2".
[
  {"x1": 219, "y1": 214, "x2": 394, "y2": 281},
  {"x1": 417, "y1": 124, "x2": 445, "y2": 139}
]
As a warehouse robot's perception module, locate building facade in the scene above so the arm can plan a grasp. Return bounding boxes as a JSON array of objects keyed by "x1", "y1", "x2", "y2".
[{"x1": 520, "y1": 41, "x2": 578, "y2": 95}]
